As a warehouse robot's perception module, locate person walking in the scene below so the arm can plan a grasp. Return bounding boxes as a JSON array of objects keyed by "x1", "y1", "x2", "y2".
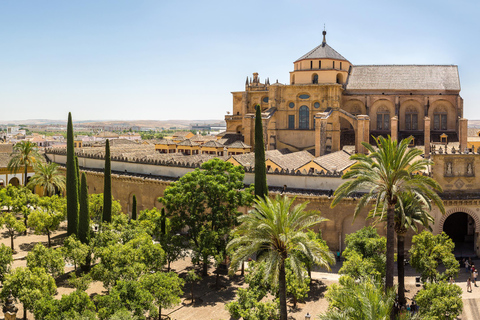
[
  {"x1": 474, "y1": 269, "x2": 478, "y2": 287},
  {"x1": 465, "y1": 259, "x2": 470, "y2": 273},
  {"x1": 467, "y1": 277, "x2": 473, "y2": 292}
]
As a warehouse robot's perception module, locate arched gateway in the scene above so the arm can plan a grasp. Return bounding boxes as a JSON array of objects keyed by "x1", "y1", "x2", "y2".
[{"x1": 437, "y1": 208, "x2": 480, "y2": 257}]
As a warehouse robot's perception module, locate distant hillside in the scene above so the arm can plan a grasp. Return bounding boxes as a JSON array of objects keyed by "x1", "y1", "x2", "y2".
[{"x1": 0, "y1": 119, "x2": 225, "y2": 128}]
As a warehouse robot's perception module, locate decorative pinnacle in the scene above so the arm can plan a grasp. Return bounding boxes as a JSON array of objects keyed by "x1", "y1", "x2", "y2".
[{"x1": 322, "y1": 25, "x2": 327, "y2": 46}]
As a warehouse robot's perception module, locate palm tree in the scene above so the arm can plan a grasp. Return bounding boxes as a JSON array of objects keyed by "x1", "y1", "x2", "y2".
[
  {"x1": 319, "y1": 277, "x2": 395, "y2": 320},
  {"x1": 331, "y1": 136, "x2": 444, "y2": 293},
  {"x1": 27, "y1": 161, "x2": 66, "y2": 196},
  {"x1": 227, "y1": 195, "x2": 335, "y2": 320},
  {"x1": 369, "y1": 192, "x2": 435, "y2": 306},
  {"x1": 7, "y1": 141, "x2": 41, "y2": 186}
]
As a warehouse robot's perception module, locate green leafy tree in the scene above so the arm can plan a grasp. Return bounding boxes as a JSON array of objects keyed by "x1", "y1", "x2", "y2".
[
  {"x1": 5, "y1": 185, "x2": 39, "y2": 235},
  {"x1": 68, "y1": 273, "x2": 93, "y2": 292},
  {"x1": 339, "y1": 226, "x2": 386, "y2": 280},
  {"x1": 370, "y1": 192, "x2": 434, "y2": 305},
  {"x1": 226, "y1": 261, "x2": 278, "y2": 320},
  {"x1": 320, "y1": 277, "x2": 395, "y2": 320},
  {"x1": 96, "y1": 280, "x2": 154, "y2": 320},
  {"x1": 254, "y1": 104, "x2": 268, "y2": 199},
  {"x1": 140, "y1": 271, "x2": 184, "y2": 319},
  {"x1": 415, "y1": 281, "x2": 463, "y2": 319},
  {"x1": 161, "y1": 158, "x2": 253, "y2": 276},
  {"x1": 227, "y1": 195, "x2": 334, "y2": 320},
  {"x1": 92, "y1": 232, "x2": 165, "y2": 290},
  {"x1": 67, "y1": 112, "x2": 79, "y2": 236},
  {"x1": 332, "y1": 136, "x2": 444, "y2": 291},
  {"x1": 7, "y1": 140, "x2": 41, "y2": 186},
  {"x1": 89, "y1": 193, "x2": 122, "y2": 223},
  {"x1": 409, "y1": 231, "x2": 458, "y2": 283},
  {"x1": 300, "y1": 230, "x2": 329, "y2": 282},
  {"x1": 284, "y1": 259, "x2": 310, "y2": 309},
  {"x1": 103, "y1": 139, "x2": 112, "y2": 222},
  {"x1": 0, "y1": 211, "x2": 26, "y2": 252},
  {"x1": 1, "y1": 267, "x2": 57, "y2": 320},
  {"x1": 185, "y1": 270, "x2": 201, "y2": 304},
  {"x1": 226, "y1": 288, "x2": 278, "y2": 320},
  {"x1": 34, "y1": 291, "x2": 96, "y2": 320},
  {"x1": 28, "y1": 195, "x2": 66, "y2": 247},
  {"x1": 62, "y1": 235, "x2": 90, "y2": 271},
  {"x1": 0, "y1": 244, "x2": 13, "y2": 284},
  {"x1": 137, "y1": 208, "x2": 186, "y2": 271},
  {"x1": 131, "y1": 194, "x2": 137, "y2": 220},
  {"x1": 26, "y1": 243, "x2": 65, "y2": 277},
  {"x1": 27, "y1": 161, "x2": 66, "y2": 196}
]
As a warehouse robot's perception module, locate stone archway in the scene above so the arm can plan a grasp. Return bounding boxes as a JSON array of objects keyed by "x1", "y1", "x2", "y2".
[
  {"x1": 437, "y1": 207, "x2": 480, "y2": 257},
  {"x1": 8, "y1": 177, "x2": 20, "y2": 187},
  {"x1": 437, "y1": 208, "x2": 480, "y2": 234}
]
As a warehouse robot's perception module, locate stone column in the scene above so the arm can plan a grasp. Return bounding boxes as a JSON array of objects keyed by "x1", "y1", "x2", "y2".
[
  {"x1": 391, "y1": 116, "x2": 398, "y2": 142},
  {"x1": 242, "y1": 114, "x2": 255, "y2": 147},
  {"x1": 356, "y1": 115, "x2": 370, "y2": 154},
  {"x1": 424, "y1": 117, "x2": 431, "y2": 158},
  {"x1": 331, "y1": 121, "x2": 341, "y2": 153},
  {"x1": 315, "y1": 112, "x2": 328, "y2": 157},
  {"x1": 459, "y1": 118, "x2": 468, "y2": 152},
  {"x1": 315, "y1": 114, "x2": 321, "y2": 157}
]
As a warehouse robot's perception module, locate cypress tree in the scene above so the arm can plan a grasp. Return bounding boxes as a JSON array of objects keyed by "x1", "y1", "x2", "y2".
[
  {"x1": 66, "y1": 112, "x2": 78, "y2": 236},
  {"x1": 75, "y1": 156, "x2": 80, "y2": 202},
  {"x1": 131, "y1": 194, "x2": 137, "y2": 220},
  {"x1": 78, "y1": 173, "x2": 90, "y2": 245},
  {"x1": 254, "y1": 105, "x2": 268, "y2": 199},
  {"x1": 102, "y1": 139, "x2": 112, "y2": 223}
]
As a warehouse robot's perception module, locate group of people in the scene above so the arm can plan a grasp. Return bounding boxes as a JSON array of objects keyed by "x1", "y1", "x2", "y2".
[
  {"x1": 463, "y1": 258, "x2": 478, "y2": 292},
  {"x1": 393, "y1": 298, "x2": 418, "y2": 316}
]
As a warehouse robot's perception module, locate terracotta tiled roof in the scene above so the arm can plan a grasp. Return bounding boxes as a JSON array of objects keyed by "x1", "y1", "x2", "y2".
[
  {"x1": 269, "y1": 151, "x2": 314, "y2": 171},
  {"x1": 202, "y1": 140, "x2": 225, "y2": 148},
  {"x1": 296, "y1": 41, "x2": 347, "y2": 62},
  {"x1": 346, "y1": 65, "x2": 460, "y2": 91},
  {"x1": 226, "y1": 141, "x2": 251, "y2": 149},
  {"x1": 155, "y1": 139, "x2": 177, "y2": 146},
  {"x1": 313, "y1": 150, "x2": 355, "y2": 172},
  {"x1": 96, "y1": 132, "x2": 119, "y2": 138},
  {"x1": 0, "y1": 153, "x2": 11, "y2": 167},
  {"x1": 172, "y1": 131, "x2": 192, "y2": 138},
  {"x1": 177, "y1": 139, "x2": 199, "y2": 147}
]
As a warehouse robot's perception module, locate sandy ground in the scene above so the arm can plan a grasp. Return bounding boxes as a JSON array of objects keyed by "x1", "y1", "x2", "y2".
[{"x1": 0, "y1": 223, "x2": 478, "y2": 319}]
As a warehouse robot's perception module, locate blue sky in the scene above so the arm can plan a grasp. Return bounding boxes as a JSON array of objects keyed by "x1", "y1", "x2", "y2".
[{"x1": 0, "y1": 0, "x2": 478, "y2": 121}]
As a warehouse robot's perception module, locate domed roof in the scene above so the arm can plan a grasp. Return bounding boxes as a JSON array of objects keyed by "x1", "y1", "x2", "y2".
[{"x1": 295, "y1": 31, "x2": 348, "y2": 62}]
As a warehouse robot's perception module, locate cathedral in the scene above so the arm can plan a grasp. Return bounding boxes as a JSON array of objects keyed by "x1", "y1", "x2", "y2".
[{"x1": 225, "y1": 31, "x2": 467, "y2": 157}]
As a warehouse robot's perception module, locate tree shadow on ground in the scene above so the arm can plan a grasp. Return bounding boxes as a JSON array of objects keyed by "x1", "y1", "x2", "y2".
[
  {"x1": 179, "y1": 271, "x2": 239, "y2": 308},
  {"x1": 18, "y1": 233, "x2": 68, "y2": 251},
  {"x1": 304, "y1": 279, "x2": 328, "y2": 302},
  {"x1": 55, "y1": 269, "x2": 74, "y2": 288}
]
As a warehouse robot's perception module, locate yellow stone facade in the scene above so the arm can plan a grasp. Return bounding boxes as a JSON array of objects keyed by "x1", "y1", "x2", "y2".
[{"x1": 225, "y1": 31, "x2": 466, "y2": 157}]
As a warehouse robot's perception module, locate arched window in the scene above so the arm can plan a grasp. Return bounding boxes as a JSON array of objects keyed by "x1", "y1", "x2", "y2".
[
  {"x1": 433, "y1": 106, "x2": 447, "y2": 130},
  {"x1": 405, "y1": 107, "x2": 418, "y2": 130},
  {"x1": 376, "y1": 106, "x2": 390, "y2": 130},
  {"x1": 336, "y1": 73, "x2": 344, "y2": 84},
  {"x1": 291, "y1": 75, "x2": 295, "y2": 85},
  {"x1": 299, "y1": 106, "x2": 309, "y2": 129},
  {"x1": 312, "y1": 74, "x2": 318, "y2": 84}
]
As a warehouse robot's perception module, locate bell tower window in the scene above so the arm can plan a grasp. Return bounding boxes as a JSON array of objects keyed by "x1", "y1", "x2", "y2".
[{"x1": 312, "y1": 74, "x2": 318, "y2": 84}]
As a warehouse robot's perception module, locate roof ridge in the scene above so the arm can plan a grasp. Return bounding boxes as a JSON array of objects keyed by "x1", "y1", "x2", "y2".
[{"x1": 353, "y1": 64, "x2": 458, "y2": 67}]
